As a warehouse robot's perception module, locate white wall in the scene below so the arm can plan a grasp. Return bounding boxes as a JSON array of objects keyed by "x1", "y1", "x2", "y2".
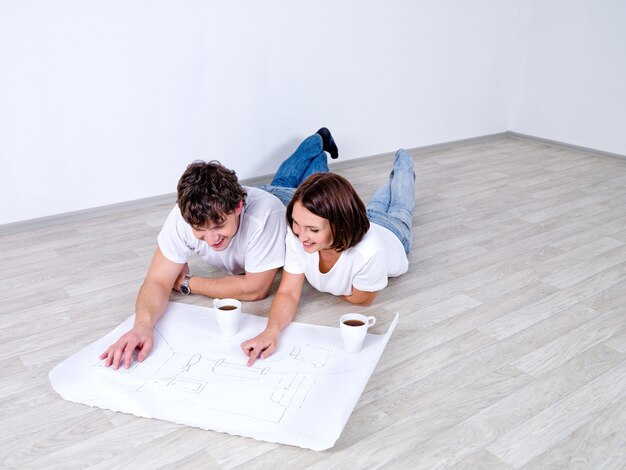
[
  {"x1": 509, "y1": 0, "x2": 626, "y2": 155},
  {"x1": 0, "y1": 0, "x2": 517, "y2": 225},
  {"x1": 11, "y1": 1, "x2": 626, "y2": 225}
]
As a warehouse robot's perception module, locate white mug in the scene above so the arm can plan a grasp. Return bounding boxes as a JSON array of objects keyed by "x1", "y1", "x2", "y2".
[
  {"x1": 213, "y1": 298, "x2": 242, "y2": 337},
  {"x1": 339, "y1": 313, "x2": 376, "y2": 353}
]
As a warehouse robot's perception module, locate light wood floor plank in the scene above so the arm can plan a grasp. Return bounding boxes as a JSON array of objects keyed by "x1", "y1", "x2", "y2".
[
  {"x1": 513, "y1": 306, "x2": 626, "y2": 377},
  {"x1": 478, "y1": 264, "x2": 625, "y2": 341},
  {"x1": 1, "y1": 135, "x2": 625, "y2": 468},
  {"x1": 521, "y1": 397, "x2": 626, "y2": 470},
  {"x1": 364, "y1": 301, "x2": 600, "y2": 423},
  {"x1": 452, "y1": 449, "x2": 514, "y2": 469},
  {"x1": 485, "y1": 359, "x2": 626, "y2": 468},
  {"x1": 386, "y1": 344, "x2": 624, "y2": 468}
]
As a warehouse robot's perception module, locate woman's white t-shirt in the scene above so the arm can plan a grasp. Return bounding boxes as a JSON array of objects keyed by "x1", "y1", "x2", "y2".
[
  {"x1": 157, "y1": 187, "x2": 287, "y2": 275},
  {"x1": 283, "y1": 222, "x2": 408, "y2": 295}
]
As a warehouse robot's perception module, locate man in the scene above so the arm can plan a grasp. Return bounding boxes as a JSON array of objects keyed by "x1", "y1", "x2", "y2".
[{"x1": 100, "y1": 161, "x2": 287, "y2": 369}]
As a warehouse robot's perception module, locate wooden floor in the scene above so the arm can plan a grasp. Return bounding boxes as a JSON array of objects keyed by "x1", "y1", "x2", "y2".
[{"x1": 1, "y1": 135, "x2": 625, "y2": 469}]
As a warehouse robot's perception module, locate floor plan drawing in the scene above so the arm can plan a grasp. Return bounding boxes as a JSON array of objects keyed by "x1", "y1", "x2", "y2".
[
  {"x1": 136, "y1": 349, "x2": 317, "y2": 423},
  {"x1": 50, "y1": 302, "x2": 398, "y2": 450}
]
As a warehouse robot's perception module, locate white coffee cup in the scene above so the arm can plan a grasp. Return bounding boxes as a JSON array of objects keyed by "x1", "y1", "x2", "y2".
[
  {"x1": 213, "y1": 298, "x2": 242, "y2": 337},
  {"x1": 339, "y1": 313, "x2": 376, "y2": 353}
]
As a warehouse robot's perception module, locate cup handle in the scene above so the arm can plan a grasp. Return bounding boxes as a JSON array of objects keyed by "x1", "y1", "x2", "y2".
[{"x1": 367, "y1": 316, "x2": 376, "y2": 327}]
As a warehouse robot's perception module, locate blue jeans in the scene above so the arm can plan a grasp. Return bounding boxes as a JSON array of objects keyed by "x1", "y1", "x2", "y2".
[
  {"x1": 259, "y1": 133, "x2": 328, "y2": 206},
  {"x1": 366, "y1": 149, "x2": 415, "y2": 254},
  {"x1": 261, "y1": 137, "x2": 415, "y2": 254}
]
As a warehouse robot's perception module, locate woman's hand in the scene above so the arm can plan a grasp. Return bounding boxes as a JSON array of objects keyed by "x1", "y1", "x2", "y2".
[
  {"x1": 241, "y1": 271, "x2": 305, "y2": 366},
  {"x1": 241, "y1": 329, "x2": 279, "y2": 367}
]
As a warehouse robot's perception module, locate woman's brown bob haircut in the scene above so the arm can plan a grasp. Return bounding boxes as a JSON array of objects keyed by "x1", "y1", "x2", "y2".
[
  {"x1": 177, "y1": 160, "x2": 247, "y2": 228},
  {"x1": 287, "y1": 173, "x2": 370, "y2": 252}
]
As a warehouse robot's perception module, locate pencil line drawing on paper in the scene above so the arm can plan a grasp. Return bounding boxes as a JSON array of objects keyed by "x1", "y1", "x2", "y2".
[
  {"x1": 270, "y1": 373, "x2": 317, "y2": 408},
  {"x1": 289, "y1": 345, "x2": 331, "y2": 368},
  {"x1": 151, "y1": 352, "x2": 207, "y2": 394},
  {"x1": 129, "y1": 322, "x2": 333, "y2": 424},
  {"x1": 136, "y1": 349, "x2": 318, "y2": 423},
  {"x1": 213, "y1": 358, "x2": 270, "y2": 379}
]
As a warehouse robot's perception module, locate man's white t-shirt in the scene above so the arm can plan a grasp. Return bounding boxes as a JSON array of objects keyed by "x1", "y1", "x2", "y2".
[
  {"x1": 157, "y1": 187, "x2": 287, "y2": 275},
  {"x1": 283, "y1": 222, "x2": 408, "y2": 296}
]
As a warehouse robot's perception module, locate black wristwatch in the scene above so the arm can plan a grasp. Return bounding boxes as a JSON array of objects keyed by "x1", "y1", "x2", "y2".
[{"x1": 180, "y1": 274, "x2": 193, "y2": 295}]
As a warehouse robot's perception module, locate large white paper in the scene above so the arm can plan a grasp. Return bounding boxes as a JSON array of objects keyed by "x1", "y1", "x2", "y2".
[{"x1": 49, "y1": 302, "x2": 398, "y2": 451}]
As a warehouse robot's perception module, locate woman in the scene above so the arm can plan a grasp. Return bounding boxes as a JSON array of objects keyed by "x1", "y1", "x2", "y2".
[{"x1": 243, "y1": 129, "x2": 415, "y2": 365}]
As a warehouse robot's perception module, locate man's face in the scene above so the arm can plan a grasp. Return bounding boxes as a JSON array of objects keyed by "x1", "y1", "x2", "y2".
[{"x1": 191, "y1": 201, "x2": 243, "y2": 252}]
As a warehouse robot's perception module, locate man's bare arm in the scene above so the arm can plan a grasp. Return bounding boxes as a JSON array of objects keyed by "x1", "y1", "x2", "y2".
[
  {"x1": 174, "y1": 267, "x2": 280, "y2": 301},
  {"x1": 100, "y1": 247, "x2": 184, "y2": 369}
]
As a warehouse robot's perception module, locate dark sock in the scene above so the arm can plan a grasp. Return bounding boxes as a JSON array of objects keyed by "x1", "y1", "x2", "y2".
[{"x1": 316, "y1": 127, "x2": 339, "y2": 159}]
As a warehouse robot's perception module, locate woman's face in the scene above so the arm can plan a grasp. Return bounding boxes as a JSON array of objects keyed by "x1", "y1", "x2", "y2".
[{"x1": 290, "y1": 201, "x2": 334, "y2": 253}]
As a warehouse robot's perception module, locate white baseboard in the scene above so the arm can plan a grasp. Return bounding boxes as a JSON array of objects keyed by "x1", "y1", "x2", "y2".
[
  {"x1": 506, "y1": 131, "x2": 626, "y2": 161},
  {"x1": 2, "y1": 131, "x2": 623, "y2": 236}
]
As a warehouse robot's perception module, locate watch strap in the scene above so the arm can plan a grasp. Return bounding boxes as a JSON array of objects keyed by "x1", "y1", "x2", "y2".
[{"x1": 181, "y1": 273, "x2": 193, "y2": 295}]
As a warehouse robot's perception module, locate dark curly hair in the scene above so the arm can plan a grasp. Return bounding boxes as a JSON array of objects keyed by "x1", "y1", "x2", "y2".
[
  {"x1": 286, "y1": 173, "x2": 369, "y2": 251},
  {"x1": 177, "y1": 160, "x2": 247, "y2": 227}
]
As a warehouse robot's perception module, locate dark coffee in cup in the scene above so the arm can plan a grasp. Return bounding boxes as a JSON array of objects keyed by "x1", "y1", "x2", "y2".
[
  {"x1": 218, "y1": 305, "x2": 238, "y2": 311},
  {"x1": 343, "y1": 319, "x2": 365, "y2": 327}
]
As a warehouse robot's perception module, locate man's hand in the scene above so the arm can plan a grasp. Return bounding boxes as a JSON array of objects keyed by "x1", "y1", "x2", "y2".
[
  {"x1": 99, "y1": 324, "x2": 154, "y2": 370},
  {"x1": 241, "y1": 329, "x2": 278, "y2": 367}
]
